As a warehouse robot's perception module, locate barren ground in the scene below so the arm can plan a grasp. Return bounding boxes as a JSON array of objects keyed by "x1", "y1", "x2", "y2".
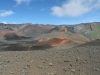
[{"x1": 0, "y1": 40, "x2": 100, "y2": 75}]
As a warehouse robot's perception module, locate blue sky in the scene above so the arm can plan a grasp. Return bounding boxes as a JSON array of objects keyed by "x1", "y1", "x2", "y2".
[{"x1": 0, "y1": 0, "x2": 100, "y2": 25}]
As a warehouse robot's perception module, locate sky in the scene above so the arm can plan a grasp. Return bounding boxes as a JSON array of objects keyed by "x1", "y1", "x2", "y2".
[{"x1": 0, "y1": 0, "x2": 100, "y2": 25}]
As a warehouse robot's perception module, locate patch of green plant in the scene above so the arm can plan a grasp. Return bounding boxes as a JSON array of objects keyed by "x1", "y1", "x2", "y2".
[{"x1": 87, "y1": 25, "x2": 100, "y2": 38}]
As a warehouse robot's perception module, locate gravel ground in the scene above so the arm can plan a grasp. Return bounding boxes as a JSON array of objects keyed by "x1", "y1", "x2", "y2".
[{"x1": 0, "y1": 40, "x2": 100, "y2": 75}]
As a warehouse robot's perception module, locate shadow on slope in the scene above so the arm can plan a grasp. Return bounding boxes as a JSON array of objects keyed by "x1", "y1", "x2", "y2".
[
  {"x1": 2, "y1": 44, "x2": 28, "y2": 51},
  {"x1": 2, "y1": 36, "x2": 72, "y2": 51},
  {"x1": 4, "y1": 33, "x2": 31, "y2": 41},
  {"x1": 73, "y1": 39, "x2": 100, "y2": 47},
  {"x1": 2, "y1": 36, "x2": 96, "y2": 51}
]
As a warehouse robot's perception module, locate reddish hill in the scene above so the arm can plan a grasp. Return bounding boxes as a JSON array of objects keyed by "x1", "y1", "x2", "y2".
[{"x1": 32, "y1": 36, "x2": 72, "y2": 48}]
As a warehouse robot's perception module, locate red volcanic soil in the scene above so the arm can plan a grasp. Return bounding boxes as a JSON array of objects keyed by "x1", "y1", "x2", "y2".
[
  {"x1": 34, "y1": 36, "x2": 72, "y2": 47},
  {"x1": 48, "y1": 38, "x2": 71, "y2": 46}
]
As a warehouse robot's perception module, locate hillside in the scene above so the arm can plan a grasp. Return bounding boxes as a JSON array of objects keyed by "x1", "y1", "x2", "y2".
[
  {"x1": 0, "y1": 24, "x2": 54, "y2": 41},
  {"x1": 68, "y1": 22, "x2": 100, "y2": 38},
  {"x1": 0, "y1": 22, "x2": 100, "y2": 39},
  {"x1": 0, "y1": 23, "x2": 100, "y2": 75},
  {"x1": 0, "y1": 25, "x2": 92, "y2": 51},
  {"x1": 36, "y1": 26, "x2": 90, "y2": 43},
  {"x1": 0, "y1": 23, "x2": 99, "y2": 51}
]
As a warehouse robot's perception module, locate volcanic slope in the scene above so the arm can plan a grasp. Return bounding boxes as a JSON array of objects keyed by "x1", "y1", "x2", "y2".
[
  {"x1": 32, "y1": 26, "x2": 91, "y2": 50},
  {"x1": 0, "y1": 24, "x2": 54, "y2": 40},
  {"x1": 1, "y1": 26, "x2": 91, "y2": 51},
  {"x1": 18, "y1": 25, "x2": 54, "y2": 37},
  {"x1": 36, "y1": 26, "x2": 90, "y2": 42},
  {"x1": 72, "y1": 22, "x2": 100, "y2": 38}
]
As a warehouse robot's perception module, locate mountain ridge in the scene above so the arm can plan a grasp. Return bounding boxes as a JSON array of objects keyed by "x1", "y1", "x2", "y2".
[{"x1": 0, "y1": 22, "x2": 100, "y2": 39}]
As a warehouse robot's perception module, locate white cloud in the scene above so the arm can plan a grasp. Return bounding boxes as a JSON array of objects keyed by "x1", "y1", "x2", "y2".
[
  {"x1": 15, "y1": 0, "x2": 31, "y2": 5},
  {"x1": 51, "y1": 0, "x2": 100, "y2": 17},
  {"x1": 2, "y1": 21, "x2": 7, "y2": 24},
  {"x1": 0, "y1": 10, "x2": 14, "y2": 17}
]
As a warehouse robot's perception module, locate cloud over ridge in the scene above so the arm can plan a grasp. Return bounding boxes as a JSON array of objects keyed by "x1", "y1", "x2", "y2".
[{"x1": 51, "y1": 0, "x2": 100, "y2": 17}]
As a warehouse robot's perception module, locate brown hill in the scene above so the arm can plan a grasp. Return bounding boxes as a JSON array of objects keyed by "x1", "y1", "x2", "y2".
[{"x1": 34, "y1": 36, "x2": 72, "y2": 47}]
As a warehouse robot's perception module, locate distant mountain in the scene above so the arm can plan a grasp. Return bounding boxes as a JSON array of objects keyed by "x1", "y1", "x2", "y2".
[
  {"x1": 0, "y1": 24, "x2": 54, "y2": 39},
  {"x1": 19, "y1": 24, "x2": 54, "y2": 37},
  {"x1": 48, "y1": 26, "x2": 74, "y2": 33},
  {"x1": 0, "y1": 22, "x2": 100, "y2": 39},
  {"x1": 68, "y1": 22, "x2": 100, "y2": 38},
  {"x1": 1, "y1": 23, "x2": 99, "y2": 50},
  {"x1": 0, "y1": 23, "x2": 27, "y2": 31},
  {"x1": 36, "y1": 26, "x2": 90, "y2": 42}
]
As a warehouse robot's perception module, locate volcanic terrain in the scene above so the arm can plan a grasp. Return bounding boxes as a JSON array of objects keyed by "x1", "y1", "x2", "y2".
[{"x1": 0, "y1": 23, "x2": 100, "y2": 75}]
